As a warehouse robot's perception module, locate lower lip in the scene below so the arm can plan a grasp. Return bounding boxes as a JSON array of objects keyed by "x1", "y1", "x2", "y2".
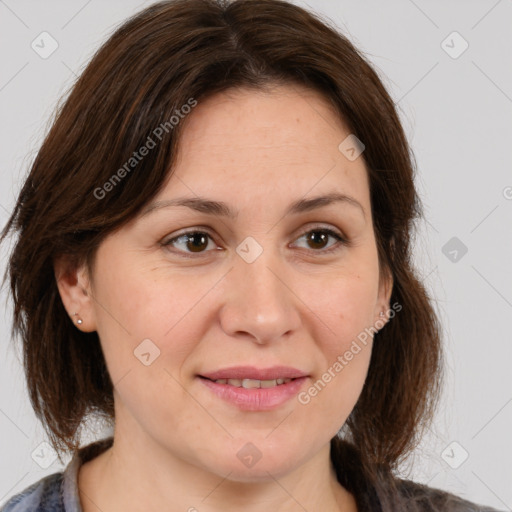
[{"x1": 198, "y1": 376, "x2": 308, "y2": 411}]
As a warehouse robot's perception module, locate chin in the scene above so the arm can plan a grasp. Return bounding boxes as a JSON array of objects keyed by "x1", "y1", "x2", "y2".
[
  {"x1": 200, "y1": 439, "x2": 306, "y2": 482},
  {"x1": 211, "y1": 460, "x2": 299, "y2": 483}
]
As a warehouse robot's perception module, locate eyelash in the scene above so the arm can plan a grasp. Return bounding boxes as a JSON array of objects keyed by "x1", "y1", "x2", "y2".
[{"x1": 161, "y1": 226, "x2": 349, "y2": 258}]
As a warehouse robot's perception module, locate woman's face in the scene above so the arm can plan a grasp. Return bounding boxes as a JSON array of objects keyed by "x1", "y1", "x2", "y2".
[{"x1": 62, "y1": 84, "x2": 392, "y2": 480}]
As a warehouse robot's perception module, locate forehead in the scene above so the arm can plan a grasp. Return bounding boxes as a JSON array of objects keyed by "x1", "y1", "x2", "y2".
[{"x1": 167, "y1": 85, "x2": 370, "y2": 208}]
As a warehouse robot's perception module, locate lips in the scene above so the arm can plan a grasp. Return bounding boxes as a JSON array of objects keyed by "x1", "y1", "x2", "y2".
[
  {"x1": 197, "y1": 366, "x2": 310, "y2": 410},
  {"x1": 198, "y1": 368, "x2": 309, "y2": 411}
]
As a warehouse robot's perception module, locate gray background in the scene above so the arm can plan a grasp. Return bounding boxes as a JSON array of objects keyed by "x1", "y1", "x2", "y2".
[{"x1": 0, "y1": 0, "x2": 511, "y2": 509}]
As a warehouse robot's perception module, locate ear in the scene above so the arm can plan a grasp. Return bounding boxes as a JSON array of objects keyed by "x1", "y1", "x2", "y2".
[
  {"x1": 53, "y1": 254, "x2": 97, "y2": 333},
  {"x1": 374, "y1": 263, "x2": 394, "y2": 329}
]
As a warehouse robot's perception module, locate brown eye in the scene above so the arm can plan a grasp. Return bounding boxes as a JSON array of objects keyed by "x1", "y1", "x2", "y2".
[
  {"x1": 306, "y1": 230, "x2": 330, "y2": 250},
  {"x1": 293, "y1": 228, "x2": 346, "y2": 254},
  {"x1": 184, "y1": 233, "x2": 209, "y2": 252},
  {"x1": 163, "y1": 231, "x2": 215, "y2": 254}
]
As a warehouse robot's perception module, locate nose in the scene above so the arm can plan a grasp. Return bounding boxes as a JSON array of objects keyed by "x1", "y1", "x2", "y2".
[{"x1": 219, "y1": 249, "x2": 302, "y2": 345}]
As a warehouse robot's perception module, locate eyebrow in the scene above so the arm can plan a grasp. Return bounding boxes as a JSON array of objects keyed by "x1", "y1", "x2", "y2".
[{"x1": 141, "y1": 192, "x2": 366, "y2": 220}]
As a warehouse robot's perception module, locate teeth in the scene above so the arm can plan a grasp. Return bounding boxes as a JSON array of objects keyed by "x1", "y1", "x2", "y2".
[
  {"x1": 243, "y1": 379, "x2": 261, "y2": 389},
  {"x1": 213, "y1": 378, "x2": 293, "y2": 388}
]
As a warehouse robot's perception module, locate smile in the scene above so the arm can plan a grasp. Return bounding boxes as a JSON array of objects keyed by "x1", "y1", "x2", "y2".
[{"x1": 208, "y1": 377, "x2": 294, "y2": 388}]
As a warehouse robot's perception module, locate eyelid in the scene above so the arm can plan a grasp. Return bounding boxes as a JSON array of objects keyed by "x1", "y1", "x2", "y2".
[
  {"x1": 162, "y1": 225, "x2": 220, "y2": 244},
  {"x1": 294, "y1": 222, "x2": 346, "y2": 241}
]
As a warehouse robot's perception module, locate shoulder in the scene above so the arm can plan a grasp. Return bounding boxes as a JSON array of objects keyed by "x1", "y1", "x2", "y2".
[
  {"x1": 0, "y1": 436, "x2": 113, "y2": 512},
  {"x1": 0, "y1": 472, "x2": 64, "y2": 512},
  {"x1": 395, "y1": 478, "x2": 505, "y2": 512}
]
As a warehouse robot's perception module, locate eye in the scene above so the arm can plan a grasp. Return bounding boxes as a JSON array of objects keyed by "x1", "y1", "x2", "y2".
[
  {"x1": 161, "y1": 230, "x2": 218, "y2": 256},
  {"x1": 161, "y1": 226, "x2": 349, "y2": 258},
  {"x1": 292, "y1": 227, "x2": 348, "y2": 254}
]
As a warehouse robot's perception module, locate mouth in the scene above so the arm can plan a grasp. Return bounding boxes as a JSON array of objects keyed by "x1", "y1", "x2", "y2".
[
  {"x1": 196, "y1": 366, "x2": 309, "y2": 411},
  {"x1": 198, "y1": 365, "x2": 309, "y2": 382},
  {"x1": 198, "y1": 376, "x2": 297, "y2": 388}
]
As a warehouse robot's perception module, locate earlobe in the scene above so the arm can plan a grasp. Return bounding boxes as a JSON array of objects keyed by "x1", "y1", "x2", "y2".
[
  {"x1": 72, "y1": 312, "x2": 83, "y2": 325},
  {"x1": 53, "y1": 255, "x2": 96, "y2": 332}
]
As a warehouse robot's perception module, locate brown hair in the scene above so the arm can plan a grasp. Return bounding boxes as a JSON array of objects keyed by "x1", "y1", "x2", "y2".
[{"x1": 1, "y1": 0, "x2": 443, "y2": 509}]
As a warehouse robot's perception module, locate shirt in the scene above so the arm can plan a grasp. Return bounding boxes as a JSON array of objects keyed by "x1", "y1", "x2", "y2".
[
  {"x1": 0, "y1": 437, "x2": 113, "y2": 512},
  {"x1": 0, "y1": 436, "x2": 504, "y2": 512}
]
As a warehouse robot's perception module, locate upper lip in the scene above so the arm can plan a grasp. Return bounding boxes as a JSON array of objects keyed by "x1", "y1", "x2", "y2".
[{"x1": 199, "y1": 366, "x2": 309, "y2": 381}]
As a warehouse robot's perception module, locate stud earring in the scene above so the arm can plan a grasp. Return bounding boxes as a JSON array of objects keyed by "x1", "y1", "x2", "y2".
[
  {"x1": 379, "y1": 311, "x2": 385, "y2": 317},
  {"x1": 73, "y1": 312, "x2": 83, "y2": 325}
]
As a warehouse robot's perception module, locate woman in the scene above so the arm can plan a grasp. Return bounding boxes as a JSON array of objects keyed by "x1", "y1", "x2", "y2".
[{"x1": 0, "y1": 0, "x2": 503, "y2": 510}]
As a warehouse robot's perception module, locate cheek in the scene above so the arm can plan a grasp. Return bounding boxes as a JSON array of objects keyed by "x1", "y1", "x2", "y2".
[
  {"x1": 90, "y1": 254, "x2": 220, "y2": 401},
  {"x1": 307, "y1": 269, "x2": 378, "y2": 351},
  {"x1": 92, "y1": 250, "x2": 208, "y2": 343},
  {"x1": 294, "y1": 270, "x2": 377, "y2": 418},
  {"x1": 299, "y1": 288, "x2": 375, "y2": 432},
  {"x1": 91, "y1": 263, "x2": 203, "y2": 434}
]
